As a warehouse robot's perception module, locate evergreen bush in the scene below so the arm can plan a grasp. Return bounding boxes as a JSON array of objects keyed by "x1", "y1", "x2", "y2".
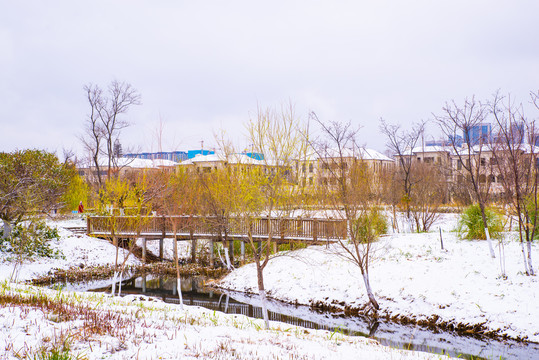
[
  {"x1": 353, "y1": 208, "x2": 388, "y2": 243},
  {"x1": 458, "y1": 204, "x2": 503, "y2": 240},
  {"x1": 0, "y1": 220, "x2": 64, "y2": 260}
]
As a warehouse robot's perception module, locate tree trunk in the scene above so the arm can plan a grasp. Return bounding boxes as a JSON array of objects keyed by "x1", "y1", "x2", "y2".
[
  {"x1": 498, "y1": 239, "x2": 506, "y2": 279},
  {"x1": 118, "y1": 271, "x2": 123, "y2": 296},
  {"x1": 361, "y1": 270, "x2": 379, "y2": 310},
  {"x1": 111, "y1": 271, "x2": 118, "y2": 296},
  {"x1": 478, "y1": 204, "x2": 496, "y2": 258},
  {"x1": 256, "y1": 262, "x2": 270, "y2": 329},
  {"x1": 177, "y1": 278, "x2": 184, "y2": 310},
  {"x1": 9, "y1": 262, "x2": 20, "y2": 283},
  {"x1": 520, "y1": 241, "x2": 531, "y2": 275},
  {"x1": 392, "y1": 205, "x2": 399, "y2": 233},
  {"x1": 259, "y1": 289, "x2": 270, "y2": 330},
  {"x1": 224, "y1": 247, "x2": 232, "y2": 270},
  {"x1": 174, "y1": 233, "x2": 184, "y2": 310},
  {"x1": 526, "y1": 240, "x2": 535, "y2": 276}
]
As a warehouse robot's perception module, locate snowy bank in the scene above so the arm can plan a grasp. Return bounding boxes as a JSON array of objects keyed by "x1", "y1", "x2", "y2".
[
  {"x1": 0, "y1": 282, "x2": 451, "y2": 359},
  {"x1": 0, "y1": 218, "x2": 454, "y2": 359},
  {"x1": 218, "y1": 219, "x2": 539, "y2": 343},
  {"x1": 0, "y1": 218, "x2": 141, "y2": 283}
]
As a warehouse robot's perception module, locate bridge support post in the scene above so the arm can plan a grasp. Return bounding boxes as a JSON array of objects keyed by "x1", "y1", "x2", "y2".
[
  {"x1": 209, "y1": 240, "x2": 215, "y2": 267},
  {"x1": 190, "y1": 228, "x2": 196, "y2": 263},
  {"x1": 228, "y1": 240, "x2": 234, "y2": 265},
  {"x1": 160, "y1": 215, "x2": 166, "y2": 261},
  {"x1": 241, "y1": 241, "x2": 245, "y2": 264},
  {"x1": 313, "y1": 219, "x2": 318, "y2": 243},
  {"x1": 142, "y1": 238, "x2": 147, "y2": 263},
  {"x1": 273, "y1": 240, "x2": 278, "y2": 253},
  {"x1": 142, "y1": 275, "x2": 147, "y2": 293},
  {"x1": 173, "y1": 238, "x2": 177, "y2": 262},
  {"x1": 191, "y1": 238, "x2": 197, "y2": 264}
]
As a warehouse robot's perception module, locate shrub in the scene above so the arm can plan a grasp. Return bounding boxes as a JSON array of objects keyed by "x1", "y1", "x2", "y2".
[
  {"x1": 524, "y1": 195, "x2": 539, "y2": 240},
  {"x1": 458, "y1": 204, "x2": 503, "y2": 240},
  {"x1": 0, "y1": 220, "x2": 64, "y2": 260},
  {"x1": 353, "y1": 208, "x2": 388, "y2": 243}
]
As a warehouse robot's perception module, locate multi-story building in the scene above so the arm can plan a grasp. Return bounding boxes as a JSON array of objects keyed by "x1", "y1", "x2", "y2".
[
  {"x1": 396, "y1": 141, "x2": 539, "y2": 200},
  {"x1": 124, "y1": 150, "x2": 215, "y2": 163},
  {"x1": 178, "y1": 152, "x2": 267, "y2": 174},
  {"x1": 78, "y1": 157, "x2": 179, "y2": 182},
  {"x1": 465, "y1": 123, "x2": 492, "y2": 145},
  {"x1": 296, "y1": 148, "x2": 394, "y2": 188}
]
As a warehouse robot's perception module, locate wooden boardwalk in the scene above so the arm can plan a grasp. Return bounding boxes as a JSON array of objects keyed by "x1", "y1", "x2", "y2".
[{"x1": 87, "y1": 215, "x2": 347, "y2": 244}]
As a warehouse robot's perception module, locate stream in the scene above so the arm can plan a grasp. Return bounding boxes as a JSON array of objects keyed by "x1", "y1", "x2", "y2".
[{"x1": 58, "y1": 275, "x2": 539, "y2": 360}]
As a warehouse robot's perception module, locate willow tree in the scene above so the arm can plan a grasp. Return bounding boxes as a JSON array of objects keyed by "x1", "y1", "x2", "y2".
[
  {"x1": 97, "y1": 176, "x2": 149, "y2": 295},
  {"x1": 237, "y1": 103, "x2": 308, "y2": 328},
  {"x1": 145, "y1": 167, "x2": 201, "y2": 309},
  {"x1": 197, "y1": 157, "x2": 239, "y2": 269}
]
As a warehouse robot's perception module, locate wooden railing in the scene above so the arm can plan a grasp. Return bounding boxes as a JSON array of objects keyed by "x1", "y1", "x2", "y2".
[{"x1": 87, "y1": 215, "x2": 348, "y2": 242}]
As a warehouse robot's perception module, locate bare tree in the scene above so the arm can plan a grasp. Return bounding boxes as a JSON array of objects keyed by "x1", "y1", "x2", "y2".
[
  {"x1": 82, "y1": 80, "x2": 141, "y2": 186},
  {"x1": 81, "y1": 85, "x2": 106, "y2": 185},
  {"x1": 379, "y1": 163, "x2": 402, "y2": 232},
  {"x1": 490, "y1": 92, "x2": 536, "y2": 276},
  {"x1": 434, "y1": 97, "x2": 496, "y2": 258},
  {"x1": 311, "y1": 114, "x2": 383, "y2": 310},
  {"x1": 408, "y1": 162, "x2": 447, "y2": 232},
  {"x1": 380, "y1": 119, "x2": 425, "y2": 220}
]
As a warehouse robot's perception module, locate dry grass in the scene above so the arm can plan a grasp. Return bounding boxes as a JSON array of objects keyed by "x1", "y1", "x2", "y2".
[
  {"x1": 29, "y1": 263, "x2": 228, "y2": 287},
  {"x1": 0, "y1": 282, "x2": 449, "y2": 360}
]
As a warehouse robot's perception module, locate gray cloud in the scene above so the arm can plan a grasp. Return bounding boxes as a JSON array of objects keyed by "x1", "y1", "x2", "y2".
[{"x1": 1, "y1": 1, "x2": 539, "y2": 157}]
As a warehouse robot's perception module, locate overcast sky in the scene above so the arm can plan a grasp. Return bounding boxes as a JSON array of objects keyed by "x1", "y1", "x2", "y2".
[{"x1": 1, "y1": 1, "x2": 539, "y2": 158}]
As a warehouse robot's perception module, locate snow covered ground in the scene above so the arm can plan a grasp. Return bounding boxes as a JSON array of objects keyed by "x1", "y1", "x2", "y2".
[
  {"x1": 0, "y1": 282, "x2": 450, "y2": 360},
  {"x1": 218, "y1": 214, "x2": 539, "y2": 344},
  {"x1": 0, "y1": 218, "x2": 141, "y2": 283},
  {"x1": 0, "y1": 217, "x2": 452, "y2": 359}
]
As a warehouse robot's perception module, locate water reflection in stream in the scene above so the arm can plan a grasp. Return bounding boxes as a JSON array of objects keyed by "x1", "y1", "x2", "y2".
[{"x1": 81, "y1": 275, "x2": 538, "y2": 360}]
